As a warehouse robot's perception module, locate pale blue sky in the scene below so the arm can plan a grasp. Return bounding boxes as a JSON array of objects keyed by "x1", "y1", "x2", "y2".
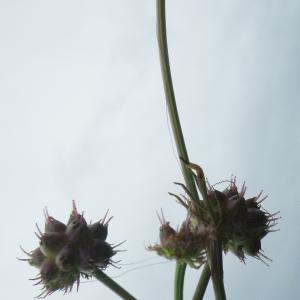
[{"x1": 0, "y1": 1, "x2": 299, "y2": 299}]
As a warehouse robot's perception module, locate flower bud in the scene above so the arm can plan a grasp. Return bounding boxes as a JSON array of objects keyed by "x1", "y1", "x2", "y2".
[
  {"x1": 44, "y1": 208, "x2": 67, "y2": 234},
  {"x1": 159, "y1": 222, "x2": 176, "y2": 246},
  {"x1": 39, "y1": 232, "x2": 66, "y2": 258},
  {"x1": 245, "y1": 197, "x2": 260, "y2": 209},
  {"x1": 88, "y1": 222, "x2": 108, "y2": 240},
  {"x1": 225, "y1": 196, "x2": 247, "y2": 221},
  {"x1": 246, "y1": 208, "x2": 268, "y2": 228},
  {"x1": 40, "y1": 259, "x2": 59, "y2": 282},
  {"x1": 242, "y1": 238, "x2": 261, "y2": 257},
  {"x1": 65, "y1": 202, "x2": 91, "y2": 246},
  {"x1": 55, "y1": 244, "x2": 79, "y2": 272},
  {"x1": 65, "y1": 217, "x2": 90, "y2": 245},
  {"x1": 88, "y1": 211, "x2": 112, "y2": 241},
  {"x1": 92, "y1": 238, "x2": 115, "y2": 264},
  {"x1": 19, "y1": 247, "x2": 45, "y2": 268}
]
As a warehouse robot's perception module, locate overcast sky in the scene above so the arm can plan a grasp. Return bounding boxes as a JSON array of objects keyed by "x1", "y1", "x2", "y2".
[{"x1": 1, "y1": 1, "x2": 299, "y2": 299}]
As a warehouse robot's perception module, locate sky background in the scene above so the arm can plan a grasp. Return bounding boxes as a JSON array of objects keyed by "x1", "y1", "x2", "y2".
[{"x1": 1, "y1": 0, "x2": 300, "y2": 299}]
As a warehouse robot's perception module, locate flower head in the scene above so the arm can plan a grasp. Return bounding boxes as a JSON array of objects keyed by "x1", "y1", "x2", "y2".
[
  {"x1": 148, "y1": 210, "x2": 208, "y2": 268},
  {"x1": 216, "y1": 178, "x2": 280, "y2": 263},
  {"x1": 151, "y1": 162, "x2": 279, "y2": 267},
  {"x1": 19, "y1": 201, "x2": 121, "y2": 298}
]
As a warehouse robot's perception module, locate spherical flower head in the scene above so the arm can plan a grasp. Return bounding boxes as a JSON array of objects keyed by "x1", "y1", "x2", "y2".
[
  {"x1": 19, "y1": 201, "x2": 122, "y2": 298},
  {"x1": 148, "y1": 210, "x2": 208, "y2": 269},
  {"x1": 213, "y1": 178, "x2": 280, "y2": 264}
]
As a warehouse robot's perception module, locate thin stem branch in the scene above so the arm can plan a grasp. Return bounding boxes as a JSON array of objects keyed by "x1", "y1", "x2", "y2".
[
  {"x1": 92, "y1": 269, "x2": 137, "y2": 300},
  {"x1": 192, "y1": 263, "x2": 211, "y2": 300}
]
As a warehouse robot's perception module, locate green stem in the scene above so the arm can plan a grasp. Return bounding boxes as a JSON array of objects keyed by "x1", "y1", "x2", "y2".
[
  {"x1": 209, "y1": 239, "x2": 226, "y2": 300},
  {"x1": 92, "y1": 269, "x2": 137, "y2": 300},
  {"x1": 156, "y1": 1, "x2": 206, "y2": 299},
  {"x1": 192, "y1": 263, "x2": 211, "y2": 300},
  {"x1": 156, "y1": 0, "x2": 200, "y2": 209},
  {"x1": 174, "y1": 263, "x2": 187, "y2": 300}
]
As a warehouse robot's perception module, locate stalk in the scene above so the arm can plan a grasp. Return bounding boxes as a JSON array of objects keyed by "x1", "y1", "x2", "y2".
[
  {"x1": 208, "y1": 239, "x2": 226, "y2": 300},
  {"x1": 156, "y1": 0, "x2": 199, "y2": 207},
  {"x1": 92, "y1": 269, "x2": 137, "y2": 300},
  {"x1": 156, "y1": 1, "x2": 227, "y2": 300},
  {"x1": 192, "y1": 263, "x2": 211, "y2": 300},
  {"x1": 156, "y1": 1, "x2": 206, "y2": 299},
  {"x1": 174, "y1": 263, "x2": 187, "y2": 300}
]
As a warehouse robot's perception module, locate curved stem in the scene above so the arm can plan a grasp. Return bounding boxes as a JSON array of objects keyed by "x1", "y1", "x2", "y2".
[
  {"x1": 92, "y1": 269, "x2": 137, "y2": 300},
  {"x1": 156, "y1": 1, "x2": 202, "y2": 299},
  {"x1": 156, "y1": 1, "x2": 211, "y2": 299},
  {"x1": 156, "y1": 0, "x2": 200, "y2": 210},
  {"x1": 192, "y1": 263, "x2": 211, "y2": 300}
]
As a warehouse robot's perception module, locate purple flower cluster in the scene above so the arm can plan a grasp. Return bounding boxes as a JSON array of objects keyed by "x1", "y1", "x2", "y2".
[
  {"x1": 212, "y1": 178, "x2": 279, "y2": 263},
  {"x1": 149, "y1": 163, "x2": 279, "y2": 267},
  {"x1": 19, "y1": 201, "x2": 120, "y2": 298},
  {"x1": 148, "y1": 210, "x2": 208, "y2": 268}
]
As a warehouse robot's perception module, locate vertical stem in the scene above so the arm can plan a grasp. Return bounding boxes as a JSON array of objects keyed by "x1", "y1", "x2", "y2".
[
  {"x1": 156, "y1": 0, "x2": 199, "y2": 208},
  {"x1": 209, "y1": 239, "x2": 226, "y2": 300},
  {"x1": 156, "y1": 1, "x2": 206, "y2": 300},
  {"x1": 174, "y1": 263, "x2": 187, "y2": 300},
  {"x1": 92, "y1": 269, "x2": 137, "y2": 300},
  {"x1": 156, "y1": 1, "x2": 226, "y2": 300},
  {"x1": 192, "y1": 263, "x2": 211, "y2": 300}
]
